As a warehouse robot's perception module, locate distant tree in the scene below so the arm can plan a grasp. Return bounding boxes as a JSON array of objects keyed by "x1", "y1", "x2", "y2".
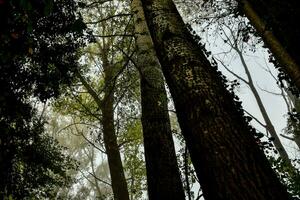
[
  {"x1": 49, "y1": 116, "x2": 112, "y2": 199},
  {"x1": 210, "y1": 16, "x2": 300, "y2": 198},
  {"x1": 187, "y1": 0, "x2": 300, "y2": 91}
]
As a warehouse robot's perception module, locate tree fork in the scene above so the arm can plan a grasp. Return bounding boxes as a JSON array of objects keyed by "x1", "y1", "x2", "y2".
[{"x1": 78, "y1": 51, "x2": 130, "y2": 200}]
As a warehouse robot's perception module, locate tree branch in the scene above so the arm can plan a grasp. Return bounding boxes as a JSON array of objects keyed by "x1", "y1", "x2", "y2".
[{"x1": 86, "y1": 13, "x2": 132, "y2": 24}]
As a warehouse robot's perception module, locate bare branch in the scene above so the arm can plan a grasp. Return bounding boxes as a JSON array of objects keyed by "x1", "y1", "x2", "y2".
[
  {"x1": 243, "y1": 109, "x2": 267, "y2": 129},
  {"x1": 215, "y1": 57, "x2": 249, "y2": 84},
  {"x1": 86, "y1": 13, "x2": 132, "y2": 24},
  {"x1": 280, "y1": 134, "x2": 295, "y2": 141},
  {"x1": 93, "y1": 34, "x2": 134, "y2": 38},
  {"x1": 57, "y1": 122, "x2": 100, "y2": 135},
  {"x1": 87, "y1": 171, "x2": 112, "y2": 186}
]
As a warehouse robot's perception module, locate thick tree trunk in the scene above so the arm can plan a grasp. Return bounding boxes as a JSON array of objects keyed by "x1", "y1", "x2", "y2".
[
  {"x1": 239, "y1": 0, "x2": 300, "y2": 90},
  {"x1": 132, "y1": 0, "x2": 185, "y2": 199},
  {"x1": 140, "y1": 0, "x2": 290, "y2": 199}
]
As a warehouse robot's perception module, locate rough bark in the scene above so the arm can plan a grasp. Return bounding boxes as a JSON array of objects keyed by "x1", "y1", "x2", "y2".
[
  {"x1": 238, "y1": 0, "x2": 300, "y2": 90},
  {"x1": 184, "y1": 146, "x2": 192, "y2": 200},
  {"x1": 132, "y1": 0, "x2": 185, "y2": 199},
  {"x1": 140, "y1": 0, "x2": 290, "y2": 199}
]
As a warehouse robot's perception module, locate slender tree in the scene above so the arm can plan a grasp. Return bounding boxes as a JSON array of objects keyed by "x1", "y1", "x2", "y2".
[
  {"x1": 74, "y1": 1, "x2": 134, "y2": 198},
  {"x1": 132, "y1": 0, "x2": 185, "y2": 198},
  {"x1": 100, "y1": 48, "x2": 130, "y2": 200},
  {"x1": 216, "y1": 21, "x2": 291, "y2": 165},
  {"x1": 140, "y1": 0, "x2": 290, "y2": 199}
]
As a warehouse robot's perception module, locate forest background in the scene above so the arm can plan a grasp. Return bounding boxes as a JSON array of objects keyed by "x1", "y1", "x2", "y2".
[{"x1": 0, "y1": 0, "x2": 300, "y2": 199}]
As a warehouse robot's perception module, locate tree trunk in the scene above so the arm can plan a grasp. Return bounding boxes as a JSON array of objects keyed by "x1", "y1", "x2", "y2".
[
  {"x1": 77, "y1": 50, "x2": 130, "y2": 200},
  {"x1": 132, "y1": 0, "x2": 185, "y2": 199},
  {"x1": 101, "y1": 53, "x2": 130, "y2": 200},
  {"x1": 238, "y1": 0, "x2": 300, "y2": 90},
  {"x1": 140, "y1": 0, "x2": 290, "y2": 199}
]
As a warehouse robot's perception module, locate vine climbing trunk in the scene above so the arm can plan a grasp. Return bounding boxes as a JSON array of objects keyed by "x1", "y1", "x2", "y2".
[
  {"x1": 140, "y1": 0, "x2": 290, "y2": 199},
  {"x1": 132, "y1": 0, "x2": 185, "y2": 199}
]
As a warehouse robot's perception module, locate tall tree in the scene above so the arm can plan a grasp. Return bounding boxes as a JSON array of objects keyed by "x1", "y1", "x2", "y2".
[
  {"x1": 140, "y1": 0, "x2": 290, "y2": 199},
  {"x1": 52, "y1": 0, "x2": 144, "y2": 196},
  {"x1": 132, "y1": 0, "x2": 185, "y2": 199},
  {"x1": 0, "y1": 0, "x2": 85, "y2": 198},
  {"x1": 76, "y1": 47, "x2": 130, "y2": 200},
  {"x1": 74, "y1": 1, "x2": 135, "y2": 198}
]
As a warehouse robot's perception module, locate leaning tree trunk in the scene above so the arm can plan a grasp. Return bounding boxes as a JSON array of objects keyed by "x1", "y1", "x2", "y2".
[
  {"x1": 238, "y1": 0, "x2": 300, "y2": 90},
  {"x1": 132, "y1": 0, "x2": 185, "y2": 199},
  {"x1": 140, "y1": 0, "x2": 290, "y2": 199}
]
